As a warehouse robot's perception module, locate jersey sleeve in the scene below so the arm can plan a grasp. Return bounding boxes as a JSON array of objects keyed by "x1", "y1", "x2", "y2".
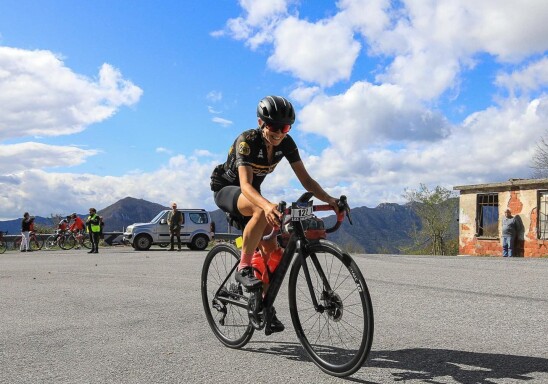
[
  {"x1": 233, "y1": 133, "x2": 254, "y2": 168},
  {"x1": 283, "y1": 135, "x2": 301, "y2": 164}
]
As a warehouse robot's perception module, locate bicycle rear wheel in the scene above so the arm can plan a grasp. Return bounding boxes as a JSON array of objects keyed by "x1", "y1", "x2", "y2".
[
  {"x1": 60, "y1": 234, "x2": 76, "y2": 250},
  {"x1": 30, "y1": 236, "x2": 43, "y2": 250},
  {"x1": 288, "y1": 240, "x2": 374, "y2": 377},
  {"x1": 201, "y1": 243, "x2": 254, "y2": 348}
]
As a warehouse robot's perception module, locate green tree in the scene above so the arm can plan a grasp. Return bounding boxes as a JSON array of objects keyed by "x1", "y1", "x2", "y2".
[{"x1": 403, "y1": 184, "x2": 458, "y2": 256}]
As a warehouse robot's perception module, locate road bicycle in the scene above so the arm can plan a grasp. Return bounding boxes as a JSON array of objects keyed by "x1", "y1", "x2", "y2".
[
  {"x1": 60, "y1": 230, "x2": 93, "y2": 250},
  {"x1": 201, "y1": 193, "x2": 374, "y2": 377},
  {"x1": 44, "y1": 230, "x2": 73, "y2": 250},
  {"x1": 14, "y1": 231, "x2": 44, "y2": 251},
  {"x1": 0, "y1": 231, "x2": 7, "y2": 254}
]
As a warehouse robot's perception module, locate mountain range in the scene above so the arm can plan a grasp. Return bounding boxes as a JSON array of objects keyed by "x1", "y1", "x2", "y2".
[{"x1": 0, "y1": 196, "x2": 447, "y2": 254}]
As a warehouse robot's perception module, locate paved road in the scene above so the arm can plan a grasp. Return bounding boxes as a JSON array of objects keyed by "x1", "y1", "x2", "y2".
[{"x1": 1, "y1": 247, "x2": 547, "y2": 383}]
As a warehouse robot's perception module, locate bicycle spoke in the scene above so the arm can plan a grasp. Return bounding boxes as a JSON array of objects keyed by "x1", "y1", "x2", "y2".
[
  {"x1": 202, "y1": 243, "x2": 253, "y2": 349},
  {"x1": 289, "y1": 241, "x2": 373, "y2": 377}
]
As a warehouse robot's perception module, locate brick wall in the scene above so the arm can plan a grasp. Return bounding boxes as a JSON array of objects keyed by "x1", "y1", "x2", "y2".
[{"x1": 458, "y1": 189, "x2": 548, "y2": 257}]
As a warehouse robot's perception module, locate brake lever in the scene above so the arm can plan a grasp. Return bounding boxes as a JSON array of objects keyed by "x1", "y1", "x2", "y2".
[{"x1": 338, "y1": 195, "x2": 353, "y2": 225}]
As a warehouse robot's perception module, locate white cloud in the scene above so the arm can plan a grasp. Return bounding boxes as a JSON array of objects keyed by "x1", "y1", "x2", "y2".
[
  {"x1": 298, "y1": 81, "x2": 450, "y2": 152},
  {"x1": 0, "y1": 47, "x2": 143, "y2": 141},
  {"x1": 268, "y1": 16, "x2": 361, "y2": 86},
  {"x1": 212, "y1": 117, "x2": 233, "y2": 127},
  {"x1": 208, "y1": 106, "x2": 222, "y2": 114},
  {"x1": 0, "y1": 142, "x2": 98, "y2": 173},
  {"x1": 0, "y1": 155, "x2": 221, "y2": 221},
  {"x1": 206, "y1": 90, "x2": 223, "y2": 102},
  {"x1": 156, "y1": 147, "x2": 173, "y2": 155},
  {"x1": 496, "y1": 57, "x2": 548, "y2": 96}
]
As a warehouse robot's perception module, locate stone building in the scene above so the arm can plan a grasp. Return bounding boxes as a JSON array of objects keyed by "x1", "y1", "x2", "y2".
[{"x1": 454, "y1": 178, "x2": 548, "y2": 257}]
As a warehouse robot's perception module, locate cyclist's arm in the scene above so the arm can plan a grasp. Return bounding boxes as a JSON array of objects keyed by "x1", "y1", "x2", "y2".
[
  {"x1": 238, "y1": 165, "x2": 280, "y2": 226},
  {"x1": 290, "y1": 160, "x2": 339, "y2": 212}
]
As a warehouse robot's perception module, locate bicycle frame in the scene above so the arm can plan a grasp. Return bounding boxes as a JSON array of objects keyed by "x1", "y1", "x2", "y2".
[{"x1": 215, "y1": 192, "x2": 348, "y2": 327}]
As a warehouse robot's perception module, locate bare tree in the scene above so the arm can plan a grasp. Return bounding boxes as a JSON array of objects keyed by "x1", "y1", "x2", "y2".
[
  {"x1": 403, "y1": 184, "x2": 458, "y2": 255},
  {"x1": 531, "y1": 135, "x2": 548, "y2": 178}
]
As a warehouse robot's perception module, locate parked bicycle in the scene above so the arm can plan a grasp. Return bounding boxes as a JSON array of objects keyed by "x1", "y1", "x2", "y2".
[
  {"x1": 0, "y1": 231, "x2": 7, "y2": 254},
  {"x1": 14, "y1": 231, "x2": 44, "y2": 251},
  {"x1": 201, "y1": 193, "x2": 374, "y2": 377}
]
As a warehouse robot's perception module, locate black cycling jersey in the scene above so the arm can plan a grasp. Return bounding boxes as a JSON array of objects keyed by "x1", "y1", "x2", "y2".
[{"x1": 211, "y1": 128, "x2": 301, "y2": 192}]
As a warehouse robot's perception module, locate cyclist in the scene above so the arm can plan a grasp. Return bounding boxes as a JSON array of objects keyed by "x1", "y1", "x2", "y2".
[
  {"x1": 210, "y1": 95, "x2": 338, "y2": 333},
  {"x1": 58, "y1": 216, "x2": 71, "y2": 232},
  {"x1": 69, "y1": 213, "x2": 85, "y2": 233}
]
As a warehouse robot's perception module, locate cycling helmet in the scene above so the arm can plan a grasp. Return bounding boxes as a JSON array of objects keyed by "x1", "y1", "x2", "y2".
[{"x1": 257, "y1": 96, "x2": 295, "y2": 128}]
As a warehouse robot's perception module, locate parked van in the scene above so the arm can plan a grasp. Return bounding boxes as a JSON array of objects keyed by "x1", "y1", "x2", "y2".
[{"x1": 123, "y1": 209, "x2": 215, "y2": 251}]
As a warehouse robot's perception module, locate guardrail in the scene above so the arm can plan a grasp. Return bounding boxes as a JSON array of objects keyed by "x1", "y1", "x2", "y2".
[{"x1": 1, "y1": 232, "x2": 239, "y2": 247}]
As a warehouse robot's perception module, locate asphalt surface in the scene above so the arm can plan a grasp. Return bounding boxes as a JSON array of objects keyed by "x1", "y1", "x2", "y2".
[{"x1": 1, "y1": 246, "x2": 547, "y2": 384}]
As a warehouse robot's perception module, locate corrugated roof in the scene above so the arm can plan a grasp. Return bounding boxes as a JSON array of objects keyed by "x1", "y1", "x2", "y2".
[{"x1": 454, "y1": 178, "x2": 548, "y2": 192}]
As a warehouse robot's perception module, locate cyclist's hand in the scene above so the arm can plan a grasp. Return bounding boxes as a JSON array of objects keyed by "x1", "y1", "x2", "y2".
[
  {"x1": 264, "y1": 203, "x2": 282, "y2": 227},
  {"x1": 327, "y1": 196, "x2": 340, "y2": 214}
]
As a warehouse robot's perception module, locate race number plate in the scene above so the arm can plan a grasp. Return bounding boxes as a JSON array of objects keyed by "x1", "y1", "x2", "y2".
[{"x1": 291, "y1": 201, "x2": 313, "y2": 221}]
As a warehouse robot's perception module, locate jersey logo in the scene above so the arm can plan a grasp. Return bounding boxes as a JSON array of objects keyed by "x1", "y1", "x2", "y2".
[
  {"x1": 238, "y1": 142, "x2": 251, "y2": 156},
  {"x1": 258, "y1": 149, "x2": 263, "y2": 158}
]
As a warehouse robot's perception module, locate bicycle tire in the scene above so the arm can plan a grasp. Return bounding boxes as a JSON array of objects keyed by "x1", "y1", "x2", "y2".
[
  {"x1": 14, "y1": 236, "x2": 22, "y2": 250},
  {"x1": 0, "y1": 241, "x2": 6, "y2": 254},
  {"x1": 60, "y1": 234, "x2": 77, "y2": 250},
  {"x1": 201, "y1": 242, "x2": 254, "y2": 348},
  {"x1": 81, "y1": 234, "x2": 92, "y2": 249},
  {"x1": 44, "y1": 235, "x2": 60, "y2": 250},
  {"x1": 288, "y1": 240, "x2": 374, "y2": 377},
  {"x1": 30, "y1": 236, "x2": 43, "y2": 250}
]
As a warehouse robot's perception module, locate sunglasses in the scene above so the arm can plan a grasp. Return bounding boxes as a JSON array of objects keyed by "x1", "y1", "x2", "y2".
[{"x1": 265, "y1": 123, "x2": 291, "y2": 134}]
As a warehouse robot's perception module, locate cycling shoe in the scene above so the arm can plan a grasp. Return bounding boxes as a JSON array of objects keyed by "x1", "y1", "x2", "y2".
[
  {"x1": 235, "y1": 266, "x2": 263, "y2": 290},
  {"x1": 265, "y1": 308, "x2": 285, "y2": 335}
]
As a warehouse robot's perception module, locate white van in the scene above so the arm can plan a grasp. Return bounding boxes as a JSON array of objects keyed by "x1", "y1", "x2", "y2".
[{"x1": 123, "y1": 209, "x2": 215, "y2": 251}]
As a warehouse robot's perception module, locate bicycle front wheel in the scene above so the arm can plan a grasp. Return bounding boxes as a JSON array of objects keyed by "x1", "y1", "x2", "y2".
[
  {"x1": 81, "y1": 234, "x2": 92, "y2": 249},
  {"x1": 288, "y1": 240, "x2": 374, "y2": 377},
  {"x1": 60, "y1": 234, "x2": 76, "y2": 250},
  {"x1": 44, "y1": 235, "x2": 60, "y2": 250},
  {"x1": 201, "y1": 243, "x2": 254, "y2": 348}
]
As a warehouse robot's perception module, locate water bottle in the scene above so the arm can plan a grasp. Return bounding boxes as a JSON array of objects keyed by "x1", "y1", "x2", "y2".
[{"x1": 266, "y1": 248, "x2": 283, "y2": 274}]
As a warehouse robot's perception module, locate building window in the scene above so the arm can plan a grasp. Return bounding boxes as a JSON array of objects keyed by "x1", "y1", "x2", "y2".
[
  {"x1": 477, "y1": 193, "x2": 499, "y2": 237},
  {"x1": 539, "y1": 191, "x2": 548, "y2": 240}
]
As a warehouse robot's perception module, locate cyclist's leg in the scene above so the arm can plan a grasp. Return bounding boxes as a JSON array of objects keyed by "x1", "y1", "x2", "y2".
[{"x1": 214, "y1": 186, "x2": 264, "y2": 289}]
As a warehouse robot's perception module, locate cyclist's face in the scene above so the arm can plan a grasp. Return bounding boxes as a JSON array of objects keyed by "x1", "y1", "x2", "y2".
[{"x1": 261, "y1": 120, "x2": 288, "y2": 146}]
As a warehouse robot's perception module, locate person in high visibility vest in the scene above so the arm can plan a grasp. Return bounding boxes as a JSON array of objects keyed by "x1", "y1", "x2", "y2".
[{"x1": 86, "y1": 208, "x2": 101, "y2": 253}]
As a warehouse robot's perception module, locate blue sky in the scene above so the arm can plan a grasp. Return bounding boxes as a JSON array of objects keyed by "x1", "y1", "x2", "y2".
[{"x1": 1, "y1": 0, "x2": 548, "y2": 220}]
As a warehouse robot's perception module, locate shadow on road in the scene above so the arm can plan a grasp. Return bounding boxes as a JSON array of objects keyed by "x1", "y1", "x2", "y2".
[{"x1": 244, "y1": 343, "x2": 548, "y2": 383}]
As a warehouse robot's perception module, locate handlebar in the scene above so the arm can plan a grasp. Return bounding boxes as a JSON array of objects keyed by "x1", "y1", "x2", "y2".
[{"x1": 262, "y1": 194, "x2": 352, "y2": 241}]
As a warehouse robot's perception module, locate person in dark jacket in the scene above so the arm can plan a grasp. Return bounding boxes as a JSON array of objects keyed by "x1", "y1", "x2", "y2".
[
  {"x1": 20, "y1": 212, "x2": 33, "y2": 252},
  {"x1": 502, "y1": 209, "x2": 517, "y2": 257},
  {"x1": 167, "y1": 202, "x2": 183, "y2": 251}
]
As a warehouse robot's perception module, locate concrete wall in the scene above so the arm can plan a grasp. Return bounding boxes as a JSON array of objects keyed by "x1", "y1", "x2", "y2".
[{"x1": 458, "y1": 189, "x2": 548, "y2": 257}]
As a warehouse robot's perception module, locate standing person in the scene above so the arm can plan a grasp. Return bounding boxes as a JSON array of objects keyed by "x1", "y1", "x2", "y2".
[
  {"x1": 86, "y1": 208, "x2": 101, "y2": 254},
  {"x1": 210, "y1": 95, "x2": 339, "y2": 333},
  {"x1": 167, "y1": 203, "x2": 183, "y2": 251},
  {"x1": 502, "y1": 209, "x2": 517, "y2": 257},
  {"x1": 20, "y1": 212, "x2": 33, "y2": 252}
]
